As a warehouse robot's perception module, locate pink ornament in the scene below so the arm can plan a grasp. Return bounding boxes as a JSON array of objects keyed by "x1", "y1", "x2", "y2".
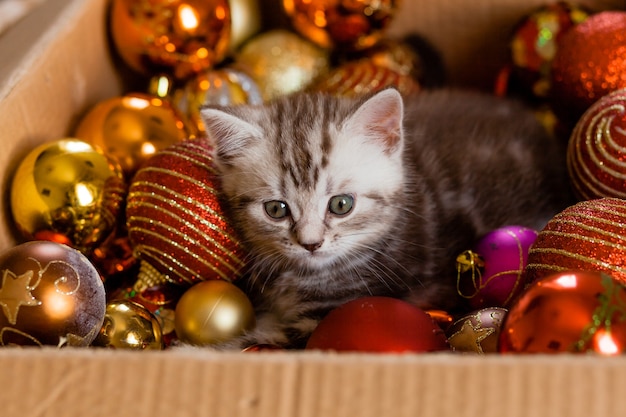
[{"x1": 458, "y1": 225, "x2": 538, "y2": 309}]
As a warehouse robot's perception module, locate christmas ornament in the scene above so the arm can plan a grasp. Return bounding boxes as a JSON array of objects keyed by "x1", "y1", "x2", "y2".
[
  {"x1": 109, "y1": 0, "x2": 231, "y2": 80},
  {"x1": 92, "y1": 299, "x2": 164, "y2": 350},
  {"x1": 174, "y1": 68, "x2": 263, "y2": 134},
  {"x1": 235, "y1": 30, "x2": 330, "y2": 101},
  {"x1": 305, "y1": 296, "x2": 449, "y2": 353},
  {"x1": 551, "y1": 11, "x2": 626, "y2": 125},
  {"x1": 509, "y1": 2, "x2": 589, "y2": 99},
  {"x1": 126, "y1": 138, "x2": 246, "y2": 286},
  {"x1": 499, "y1": 270, "x2": 626, "y2": 355},
  {"x1": 363, "y1": 38, "x2": 425, "y2": 83},
  {"x1": 242, "y1": 344, "x2": 283, "y2": 352},
  {"x1": 0, "y1": 241, "x2": 106, "y2": 347},
  {"x1": 446, "y1": 307, "x2": 507, "y2": 354},
  {"x1": 457, "y1": 225, "x2": 538, "y2": 309},
  {"x1": 228, "y1": 0, "x2": 261, "y2": 51},
  {"x1": 567, "y1": 88, "x2": 626, "y2": 200},
  {"x1": 74, "y1": 93, "x2": 191, "y2": 178},
  {"x1": 10, "y1": 139, "x2": 125, "y2": 256},
  {"x1": 310, "y1": 59, "x2": 420, "y2": 97},
  {"x1": 524, "y1": 198, "x2": 626, "y2": 285},
  {"x1": 174, "y1": 280, "x2": 255, "y2": 346},
  {"x1": 282, "y1": 0, "x2": 398, "y2": 50},
  {"x1": 109, "y1": 261, "x2": 186, "y2": 346}
]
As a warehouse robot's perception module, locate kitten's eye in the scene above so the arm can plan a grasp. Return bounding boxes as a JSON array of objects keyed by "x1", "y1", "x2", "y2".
[
  {"x1": 328, "y1": 194, "x2": 354, "y2": 216},
  {"x1": 264, "y1": 200, "x2": 290, "y2": 220}
]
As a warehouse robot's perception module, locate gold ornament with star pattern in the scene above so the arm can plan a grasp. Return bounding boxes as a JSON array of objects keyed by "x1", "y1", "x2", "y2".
[{"x1": 446, "y1": 307, "x2": 507, "y2": 354}]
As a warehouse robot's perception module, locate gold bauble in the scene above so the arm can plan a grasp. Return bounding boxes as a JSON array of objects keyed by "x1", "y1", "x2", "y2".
[
  {"x1": 282, "y1": 0, "x2": 399, "y2": 50},
  {"x1": 93, "y1": 300, "x2": 164, "y2": 350},
  {"x1": 0, "y1": 241, "x2": 106, "y2": 347},
  {"x1": 175, "y1": 68, "x2": 263, "y2": 133},
  {"x1": 235, "y1": 30, "x2": 330, "y2": 101},
  {"x1": 109, "y1": 0, "x2": 231, "y2": 80},
  {"x1": 10, "y1": 139, "x2": 126, "y2": 256},
  {"x1": 174, "y1": 280, "x2": 255, "y2": 346},
  {"x1": 74, "y1": 93, "x2": 192, "y2": 178},
  {"x1": 229, "y1": 0, "x2": 262, "y2": 51}
]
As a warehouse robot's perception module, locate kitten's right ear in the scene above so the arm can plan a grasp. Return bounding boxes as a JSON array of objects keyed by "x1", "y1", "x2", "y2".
[{"x1": 200, "y1": 107, "x2": 261, "y2": 164}]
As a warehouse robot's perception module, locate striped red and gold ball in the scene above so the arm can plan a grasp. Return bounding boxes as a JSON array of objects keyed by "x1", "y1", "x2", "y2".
[
  {"x1": 524, "y1": 198, "x2": 626, "y2": 284},
  {"x1": 126, "y1": 138, "x2": 246, "y2": 286},
  {"x1": 567, "y1": 88, "x2": 626, "y2": 200}
]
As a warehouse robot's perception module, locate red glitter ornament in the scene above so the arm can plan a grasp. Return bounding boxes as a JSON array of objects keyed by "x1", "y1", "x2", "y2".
[
  {"x1": 499, "y1": 270, "x2": 626, "y2": 355},
  {"x1": 567, "y1": 88, "x2": 626, "y2": 200},
  {"x1": 126, "y1": 138, "x2": 246, "y2": 286},
  {"x1": 305, "y1": 296, "x2": 449, "y2": 353},
  {"x1": 524, "y1": 198, "x2": 626, "y2": 285},
  {"x1": 550, "y1": 11, "x2": 626, "y2": 125},
  {"x1": 310, "y1": 59, "x2": 420, "y2": 97}
]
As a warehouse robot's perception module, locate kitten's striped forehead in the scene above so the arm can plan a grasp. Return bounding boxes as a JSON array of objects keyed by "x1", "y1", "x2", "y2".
[{"x1": 266, "y1": 94, "x2": 347, "y2": 190}]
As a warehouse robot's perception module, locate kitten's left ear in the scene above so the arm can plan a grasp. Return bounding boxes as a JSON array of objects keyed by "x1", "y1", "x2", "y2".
[
  {"x1": 344, "y1": 88, "x2": 404, "y2": 154},
  {"x1": 200, "y1": 106, "x2": 262, "y2": 165}
]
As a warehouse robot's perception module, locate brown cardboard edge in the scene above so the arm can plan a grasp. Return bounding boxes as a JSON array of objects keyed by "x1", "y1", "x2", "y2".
[
  {"x1": 0, "y1": 0, "x2": 122, "y2": 250},
  {"x1": 1, "y1": 348, "x2": 625, "y2": 417}
]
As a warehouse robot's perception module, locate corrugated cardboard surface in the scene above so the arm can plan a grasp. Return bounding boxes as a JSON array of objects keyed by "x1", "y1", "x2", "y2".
[
  {"x1": 2, "y1": 348, "x2": 626, "y2": 417},
  {"x1": 1, "y1": 0, "x2": 626, "y2": 416}
]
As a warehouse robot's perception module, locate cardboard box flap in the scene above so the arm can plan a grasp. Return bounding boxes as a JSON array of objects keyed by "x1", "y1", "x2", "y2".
[{"x1": 2, "y1": 348, "x2": 626, "y2": 417}]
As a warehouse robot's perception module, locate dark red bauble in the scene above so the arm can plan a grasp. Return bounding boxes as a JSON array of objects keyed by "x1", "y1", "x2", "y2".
[
  {"x1": 550, "y1": 11, "x2": 626, "y2": 125},
  {"x1": 305, "y1": 296, "x2": 449, "y2": 353}
]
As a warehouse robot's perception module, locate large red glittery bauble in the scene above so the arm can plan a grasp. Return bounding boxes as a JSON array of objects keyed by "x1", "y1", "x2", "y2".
[
  {"x1": 550, "y1": 11, "x2": 626, "y2": 125},
  {"x1": 567, "y1": 88, "x2": 626, "y2": 200},
  {"x1": 126, "y1": 138, "x2": 246, "y2": 286},
  {"x1": 499, "y1": 270, "x2": 626, "y2": 355},
  {"x1": 305, "y1": 296, "x2": 449, "y2": 353},
  {"x1": 524, "y1": 198, "x2": 626, "y2": 284}
]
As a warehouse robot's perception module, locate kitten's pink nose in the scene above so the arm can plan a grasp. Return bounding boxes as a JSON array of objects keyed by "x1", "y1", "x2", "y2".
[{"x1": 301, "y1": 241, "x2": 323, "y2": 252}]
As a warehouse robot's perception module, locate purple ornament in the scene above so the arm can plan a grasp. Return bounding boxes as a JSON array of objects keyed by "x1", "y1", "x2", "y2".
[{"x1": 458, "y1": 225, "x2": 538, "y2": 309}]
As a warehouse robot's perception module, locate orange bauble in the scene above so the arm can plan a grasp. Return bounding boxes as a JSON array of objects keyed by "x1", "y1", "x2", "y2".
[
  {"x1": 499, "y1": 271, "x2": 626, "y2": 355},
  {"x1": 524, "y1": 198, "x2": 626, "y2": 284},
  {"x1": 282, "y1": 0, "x2": 398, "y2": 50},
  {"x1": 75, "y1": 93, "x2": 192, "y2": 179},
  {"x1": 109, "y1": 0, "x2": 231, "y2": 80},
  {"x1": 550, "y1": 11, "x2": 626, "y2": 125},
  {"x1": 567, "y1": 88, "x2": 626, "y2": 200}
]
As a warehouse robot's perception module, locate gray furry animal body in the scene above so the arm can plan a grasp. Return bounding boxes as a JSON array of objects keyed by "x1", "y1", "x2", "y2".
[{"x1": 200, "y1": 88, "x2": 572, "y2": 349}]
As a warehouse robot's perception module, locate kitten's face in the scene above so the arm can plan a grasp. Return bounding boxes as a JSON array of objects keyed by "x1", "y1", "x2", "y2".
[{"x1": 202, "y1": 90, "x2": 405, "y2": 276}]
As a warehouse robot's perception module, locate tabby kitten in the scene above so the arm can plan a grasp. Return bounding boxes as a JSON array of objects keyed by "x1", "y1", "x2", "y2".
[{"x1": 200, "y1": 88, "x2": 572, "y2": 350}]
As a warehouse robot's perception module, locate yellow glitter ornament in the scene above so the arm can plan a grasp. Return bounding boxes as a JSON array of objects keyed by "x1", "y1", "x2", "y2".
[{"x1": 235, "y1": 29, "x2": 330, "y2": 101}]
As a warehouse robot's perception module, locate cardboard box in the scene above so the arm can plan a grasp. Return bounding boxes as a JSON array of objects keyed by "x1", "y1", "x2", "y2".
[{"x1": 1, "y1": 0, "x2": 626, "y2": 416}]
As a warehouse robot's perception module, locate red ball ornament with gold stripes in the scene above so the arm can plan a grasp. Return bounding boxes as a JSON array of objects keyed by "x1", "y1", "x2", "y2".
[
  {"x1": 524, "y1": 198, "x2": 626, "y2": 284},
  {"x1": 567, "y1": 88, "x2": 626, "y2": 200},
  {"x1": 126, "y1": 138, "x2": 246, "y2": 286}
]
